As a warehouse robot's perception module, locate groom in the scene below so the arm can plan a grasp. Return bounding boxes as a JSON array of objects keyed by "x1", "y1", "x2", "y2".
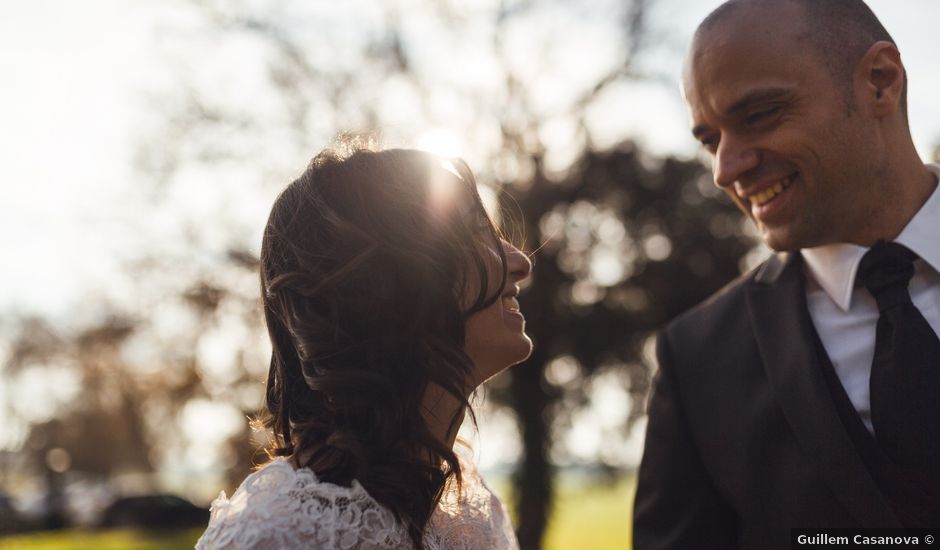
[{"x1": 633, "y1": 0, "x2": 940, "y2": 548}]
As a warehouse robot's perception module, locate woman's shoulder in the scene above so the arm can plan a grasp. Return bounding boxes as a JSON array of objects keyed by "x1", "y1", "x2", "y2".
[
  {"x1": 426, "y1": 454, "x2": 519, "y2": 550},
  {"x1": 195, "y1": 458, "x2": 406, "y2": 550}
]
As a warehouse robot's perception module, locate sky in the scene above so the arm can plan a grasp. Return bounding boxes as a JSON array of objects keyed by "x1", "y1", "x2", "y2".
[
  {"x1": 2, "y1": 0, "x2": 940, "y2": 477},
  {"x1": 2, "y1": 0, "x2": 940, "y2": 317},
  {"x1": 1, "y1": 0, "x2": 150, "y2": 318}
]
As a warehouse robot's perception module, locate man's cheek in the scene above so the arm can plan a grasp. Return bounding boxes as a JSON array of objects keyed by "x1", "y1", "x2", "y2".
[{"x1": 722, "y1": 187, "x2": 753, "y2": 219}]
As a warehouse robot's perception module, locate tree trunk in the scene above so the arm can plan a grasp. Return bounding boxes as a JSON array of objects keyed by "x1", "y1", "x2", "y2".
[{"x1": 510, "y1": 355, "x2": 553, "y2": 550}]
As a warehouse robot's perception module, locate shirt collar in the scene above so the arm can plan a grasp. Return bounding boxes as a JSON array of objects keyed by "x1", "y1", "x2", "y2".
[{"x1": 801, "y1": 163, "x2": 940, "y2": 312}]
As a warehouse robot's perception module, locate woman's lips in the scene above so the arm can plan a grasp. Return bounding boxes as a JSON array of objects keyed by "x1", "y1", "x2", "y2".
[{"x1": 502, "y1": 295, "x2": 521, "y2": 313}]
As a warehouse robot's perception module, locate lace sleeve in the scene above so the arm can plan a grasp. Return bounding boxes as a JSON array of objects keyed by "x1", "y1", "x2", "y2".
[{"x1": 195, "y1": 459, "x2": 407, "y2": 550}]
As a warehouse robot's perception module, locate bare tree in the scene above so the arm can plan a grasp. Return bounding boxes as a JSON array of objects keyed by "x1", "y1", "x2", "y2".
[{"x1": 2, "y1": 1, "x2": 758, "y2": 547}]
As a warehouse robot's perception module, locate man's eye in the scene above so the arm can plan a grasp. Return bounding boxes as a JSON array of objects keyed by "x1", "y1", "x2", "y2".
[
  {"x1": 745, "y1": 106, "x2": 782, "y2": 126},
  {"x1": 701, "y1": 137, "x2": 719, "y2": 153}
]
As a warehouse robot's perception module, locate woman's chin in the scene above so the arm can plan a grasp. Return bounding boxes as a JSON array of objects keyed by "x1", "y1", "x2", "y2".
[
  {"x1": 514, "y1": 335, "x2": 534, "y2": 364},
  {"x1": 473, "y1": 338, "x2": 533, "y2": 384}
]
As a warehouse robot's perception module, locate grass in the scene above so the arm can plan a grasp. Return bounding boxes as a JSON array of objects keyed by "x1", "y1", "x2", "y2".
[
  {"x1": 543, "y1": 475, "x2": 633, "y2": 550},
  {"x1": 0, "y1": 528, "x2": 204, "y2": 550},
  {"x1": 0, "y1": 477, "x2": 634, "y2": 550}
]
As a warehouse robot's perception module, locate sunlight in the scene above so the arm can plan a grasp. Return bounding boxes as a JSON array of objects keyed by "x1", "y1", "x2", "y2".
[
  {"x1": 416, "y1": 128, "x2": 464, "y2": 159},
  {"x1": 476, "y1": 184, "x2": 502, "y2": 228},
  {"x1": 426, "y1": 156, "x2": 502, "y2": 229}
]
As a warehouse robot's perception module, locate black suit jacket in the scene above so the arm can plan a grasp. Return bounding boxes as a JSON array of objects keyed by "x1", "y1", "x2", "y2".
[{"x1": 633, "y1": 252, "x2": 902, "y2": 550}]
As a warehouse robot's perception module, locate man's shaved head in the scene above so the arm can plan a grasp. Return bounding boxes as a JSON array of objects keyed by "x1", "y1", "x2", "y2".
[
  {"x1": 696, "y1": 0, "x2": 905, "y2": 115},
  {"x1": 682, "y1": 0, "x2": 918, "y2": 249}
]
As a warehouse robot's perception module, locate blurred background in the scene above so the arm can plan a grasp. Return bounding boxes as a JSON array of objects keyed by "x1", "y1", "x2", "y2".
[{"x1": 2, "y1": 0, "x2": 939, "y2": 548}]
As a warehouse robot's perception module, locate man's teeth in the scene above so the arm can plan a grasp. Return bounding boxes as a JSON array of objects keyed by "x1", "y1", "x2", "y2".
[
  {"x1": 751, "y1": 176, "x2": 794, "y2": 206},
  {"x1": 503, "y1": 296, "x2": 520, "y2": 312}
]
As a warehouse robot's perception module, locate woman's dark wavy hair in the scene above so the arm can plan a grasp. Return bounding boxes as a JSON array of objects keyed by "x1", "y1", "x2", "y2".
[{"x1": 258, "y1": 140, "x2": 507, "y2": 548}]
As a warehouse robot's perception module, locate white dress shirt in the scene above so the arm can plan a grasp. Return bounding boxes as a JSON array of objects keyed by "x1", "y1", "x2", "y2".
[{"x1": 801, "y1": 164, "x2": 940, "y2": 432}]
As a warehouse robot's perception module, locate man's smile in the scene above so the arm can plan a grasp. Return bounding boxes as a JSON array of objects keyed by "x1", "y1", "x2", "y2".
[{"x1": 746, "y1": 173, "x2": 798, "y2": 207}]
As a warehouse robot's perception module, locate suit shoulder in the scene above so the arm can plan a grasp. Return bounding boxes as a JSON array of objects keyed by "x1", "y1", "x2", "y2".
[{"x1": 670, "y1": 268, "x2": 755, "y2": 328}]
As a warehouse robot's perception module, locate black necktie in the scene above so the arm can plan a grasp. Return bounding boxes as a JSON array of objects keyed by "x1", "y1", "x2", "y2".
[{"x1": 856, "y1": 241, "x2": 940, "y2": 469}]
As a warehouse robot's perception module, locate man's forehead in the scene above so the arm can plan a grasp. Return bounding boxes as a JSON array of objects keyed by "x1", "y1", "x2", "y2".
[
  {"x1": 688, "y1": 0, "x2": 807, "y2": 59},
  {"x1": 697, "y1": 0, "x2": 805, "y2": 32},
  {"x1": 683, "y1": 4, "x2": 810, "y2": 104}
]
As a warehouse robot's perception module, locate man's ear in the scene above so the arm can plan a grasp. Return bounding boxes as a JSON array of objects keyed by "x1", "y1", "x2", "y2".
[{"x1": 856, "y1": 41, "x2": 905, "y2": 118}]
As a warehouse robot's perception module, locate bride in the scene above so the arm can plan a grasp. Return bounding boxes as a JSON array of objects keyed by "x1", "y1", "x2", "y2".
[{"x1": 196, "y1": 140, "x2": 532, "y2": 549}]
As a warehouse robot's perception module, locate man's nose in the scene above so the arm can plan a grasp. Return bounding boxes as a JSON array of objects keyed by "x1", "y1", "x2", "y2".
[{"x1": 713, "y1": 136, "x2": 759, "y2": 189}]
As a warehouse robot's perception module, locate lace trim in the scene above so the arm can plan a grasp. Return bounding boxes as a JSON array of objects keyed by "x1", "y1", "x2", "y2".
[{"x1": 195, "y1": 457, "x2": 518, "y2": 550}]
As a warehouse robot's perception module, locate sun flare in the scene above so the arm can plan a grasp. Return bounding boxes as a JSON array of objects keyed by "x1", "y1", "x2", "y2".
[{"x1": 416, "y1": 128, "x2": 464, "y2": 159}]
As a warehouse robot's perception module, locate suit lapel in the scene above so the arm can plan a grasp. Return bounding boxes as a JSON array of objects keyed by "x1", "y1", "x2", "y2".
[{"x1": 745, "y1": 252, "x2": 900, "y2": 527}]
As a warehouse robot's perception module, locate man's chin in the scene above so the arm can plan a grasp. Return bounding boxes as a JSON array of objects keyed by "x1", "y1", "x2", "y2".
[{"x1": 759, "y1": 225, "x2": 804, "y2": 252}]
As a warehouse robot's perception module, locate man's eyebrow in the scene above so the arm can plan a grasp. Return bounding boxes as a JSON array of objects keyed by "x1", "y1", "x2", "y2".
[{"x1": 691, "y1": 87, "x2": 791, "y2": 140}]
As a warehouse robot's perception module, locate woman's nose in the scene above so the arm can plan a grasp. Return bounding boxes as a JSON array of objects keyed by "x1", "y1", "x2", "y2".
[{"x1": 504, "y1": 241, "x2": 532, "y2": 281}]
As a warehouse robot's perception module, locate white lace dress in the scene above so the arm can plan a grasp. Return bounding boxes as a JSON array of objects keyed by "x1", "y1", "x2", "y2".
[{"x1": 195, "y1": 457, "x2": 519, "y2": 550}]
